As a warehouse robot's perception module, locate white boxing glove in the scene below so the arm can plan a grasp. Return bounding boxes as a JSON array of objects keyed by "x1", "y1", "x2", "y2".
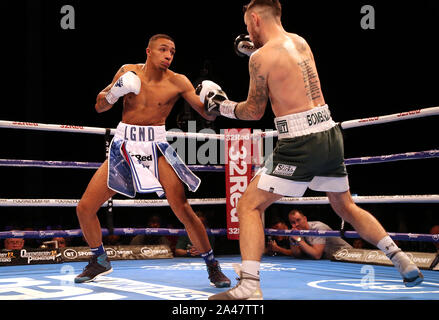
[
  {"x1": 196, "y1": 80, "x2": 238, "y2": 119},
  {"x1": 197, "y1": 80, "x2": 222, "y2": 104},
  {"x1": 105, "y1": 71, "x2": 141, "y2": 105}
]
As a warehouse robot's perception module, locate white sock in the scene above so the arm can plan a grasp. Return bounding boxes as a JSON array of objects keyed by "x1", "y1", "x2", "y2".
[
  {"x1": 376, "y1": 236, "x2": 400, "y2": 257},
  {"x1": 241, "y1": 260, "x2": 260, "y2": 278}
]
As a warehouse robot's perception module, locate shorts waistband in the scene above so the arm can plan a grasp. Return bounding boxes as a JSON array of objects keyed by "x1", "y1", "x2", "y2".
[
  {"x1": 115, "y1": 122, "x2": 167, "y2": 142},
  {"x1": 274, "y1": 105, "x2": 336, "y2": 139}
]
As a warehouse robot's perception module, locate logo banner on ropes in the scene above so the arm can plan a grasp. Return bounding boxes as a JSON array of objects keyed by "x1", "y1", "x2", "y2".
[
  {"x1": 332, "y1": 248, "x2": 439, "y2": 270},
  {"x1": 0, "y1": 248, "x2": 62, "y2": 266},
  {"x1": 225, "y1": 129, "x2": 252, "y2": 240}
]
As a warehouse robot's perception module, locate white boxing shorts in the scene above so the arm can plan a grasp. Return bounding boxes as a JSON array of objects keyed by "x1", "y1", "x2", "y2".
[{"x1": 107, "y1": 122, "x2": 201, "y2": 198}]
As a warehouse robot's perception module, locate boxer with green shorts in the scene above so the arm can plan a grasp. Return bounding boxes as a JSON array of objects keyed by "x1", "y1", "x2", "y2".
[
  {"x1": 257, "y1": 105, "x2": 349, "y2": 197},
  {"x1": 197, "y1": 0, "x2": 423, "y2": 300}
]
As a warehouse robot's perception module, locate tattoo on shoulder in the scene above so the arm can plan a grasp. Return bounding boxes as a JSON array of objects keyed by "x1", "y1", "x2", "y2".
[{"x1": 296, "y1": 37, "x2": 307, "y2": 53}]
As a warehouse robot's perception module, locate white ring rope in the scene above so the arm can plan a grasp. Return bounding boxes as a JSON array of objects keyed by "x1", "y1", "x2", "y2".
[
  {"x1": 340, "y1": 106, "x2": 439, "y2": 129},
  {"x1": 0, "y1": 121, "x2": 222, "y2": 140},
  {"x1": 252, "y1": 106, "x2": 439, "y2": 139},
  {"x1": 1, "y1": 106, "x2": 437, "y2": 140},
  {"x1": 0, "y1": 195, "x2": 438, "y2": 207}
]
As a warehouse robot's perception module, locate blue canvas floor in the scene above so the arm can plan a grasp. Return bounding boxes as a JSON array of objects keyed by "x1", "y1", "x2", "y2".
[{"x1": 0, "y1": 255, "x2": 438, "y2": 300}]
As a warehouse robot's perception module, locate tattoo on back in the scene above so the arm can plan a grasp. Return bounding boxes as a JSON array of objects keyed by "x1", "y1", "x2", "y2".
[{"x1": 297, "y1": 59, "x2": 321, "y2": 101}]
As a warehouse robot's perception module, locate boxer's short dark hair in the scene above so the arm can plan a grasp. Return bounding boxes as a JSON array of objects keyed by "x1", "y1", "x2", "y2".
[
  {"x1": 148, "y1": 34, "x2": 175, "y2": 47},
  {"x1": 243, "y1": 0, "x2": 282, "y2": 17}
]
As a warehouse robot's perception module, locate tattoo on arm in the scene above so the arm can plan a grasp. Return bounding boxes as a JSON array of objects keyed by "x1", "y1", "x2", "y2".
[
  {"x1": 95, "y1": 65, "x2": 132, "y2": 113},
  {"x1": 235, "y1": 59, "x2": 269, "y2": 120},
  {"x1": 297, "y1": 59, "x2": 321, "y2": 101}
]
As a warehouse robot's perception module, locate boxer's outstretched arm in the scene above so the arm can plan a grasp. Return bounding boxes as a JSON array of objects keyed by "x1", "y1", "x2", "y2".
[
  {"x1": 180, "y1": 75, "x2": 217, "y2": 121},
  {"x1": 235, "y1": 53, "x2": 269, "y2": 120}
]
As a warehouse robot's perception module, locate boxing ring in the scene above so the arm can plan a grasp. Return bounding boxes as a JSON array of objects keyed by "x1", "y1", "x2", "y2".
[{"x1": 0, "y1": 106, "x2": 438, "y2": 300}]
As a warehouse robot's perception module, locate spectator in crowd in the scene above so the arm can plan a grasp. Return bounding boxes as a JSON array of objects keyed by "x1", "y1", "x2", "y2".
[
  {"x1": 175, "y1": 211, "x2": 215, "y2": 257},
  {"x1": 2, "y1": 226, "x2": 26, "y2": 250},
  {"x1": 429, "y1": 225, "x2": 439, "y2": 253},
  {"x1": 288, "y1": 209, "x2": 352, "y2": 259},
  {"x1": 265, "y1": 220, "x2": 292, "y2": 256},
  {"x1": 3, "y1": 237, "x2": 25, "y2": 251},
  {"x1": 41, "y1": 236, "x2": 69, "y2": 249},
  {"x1": 38, "y1": 226, "x2": 68, "y2": 249},
  {"x1": 130, "y1": 215, "x2": 171, "y2": 246},
  {"x1": 53, "y1": 237, "x2": 68, "y2": 248}
]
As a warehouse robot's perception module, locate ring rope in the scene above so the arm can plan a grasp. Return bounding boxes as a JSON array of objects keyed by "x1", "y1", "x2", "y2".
[
  {"x1": 1, "y1": 149, "x2": 437, "y2": 171},
  {"x1": 0, "y1": 227, "x2": 437, "y2": 242},
  {"x1": 1, "y1": 108, "x2": 437, "y2": 245},
  {"x1": 344, "y1": 149, "x2": 439, "y2": 165},
  {"x1": 0, "y1": 159, "x2": 226, "y2": 172},
  {"x1": 252, "y1": 106, "x2": 439, "y2": 139},
  {"x1": 340, "y1": 106, "x2": 439, "y2": 129},
  {"x1": 1, "y1": 106, "x2": 438, "y2": 139},
  {"x1": 1, "y1": 195, "x2": 438, "y2": 207}
]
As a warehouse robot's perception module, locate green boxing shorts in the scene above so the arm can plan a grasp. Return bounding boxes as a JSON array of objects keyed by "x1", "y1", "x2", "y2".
[{"x1": 257, "y1": 105, "x2": 349, "y2": 197}]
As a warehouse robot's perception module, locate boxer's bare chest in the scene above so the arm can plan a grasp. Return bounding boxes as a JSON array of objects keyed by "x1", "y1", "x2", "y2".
[{"x1": 121, "y1": 73, "x2": 182, "y2": 126}]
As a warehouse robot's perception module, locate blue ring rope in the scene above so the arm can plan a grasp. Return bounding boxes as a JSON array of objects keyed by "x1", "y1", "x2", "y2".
[
  {"x1": 0, "y1": 149, "x2": 438, "y2": 171},
  {"x1": 0, "y1": 228, "x2": 437, "y2": 242}
]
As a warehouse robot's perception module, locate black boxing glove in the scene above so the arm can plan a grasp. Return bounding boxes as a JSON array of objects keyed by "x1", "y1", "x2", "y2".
[
  {"x1": 196, "y1": 80, "x2": 238, "y2": 119},
  {"x1": 234, "y1": 34, "x2": 256, "y2": 57}
]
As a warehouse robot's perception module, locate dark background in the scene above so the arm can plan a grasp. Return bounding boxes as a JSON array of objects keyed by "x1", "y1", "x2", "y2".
[{"x1": 0, "y1": 1, "x2": 438, "y2": 252}]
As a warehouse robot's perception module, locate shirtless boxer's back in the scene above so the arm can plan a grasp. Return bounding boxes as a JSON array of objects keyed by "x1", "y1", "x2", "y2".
[
  {"x1": 259, "y1": 33, "x2": 325, "y2": 116},
  {"x1": 74, "y1": 34, "x2": 230, "y2": 288},
  {"x1": 200, "y1": 0, "x2": 423, "y2": 300}
]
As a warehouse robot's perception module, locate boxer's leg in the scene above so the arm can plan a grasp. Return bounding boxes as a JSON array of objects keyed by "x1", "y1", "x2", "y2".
[
  {"x1": 158, "y1": 156, "x2": 230, "y2": 287},
  {"x1": 158, "y1": 157, "x2": 210, "y2": 253},
  {"x1": 75, "y1": 160, "x2": 116, "y2": 283},
  {"x1": 327, "y1": 190, "x2": 387, "y2": 244},
  {"x1": 327, "y1": 190, "x2": 423, "y2": 287},
  {"x1": 77, "y1": 160, "x2": 116, "y2": 247},
  {"x1": 237, "y1": 175, "x2": 283, "y2": 262},
  {"x1": 209, "y1": 175, "x2": 282, "y2": 300}
]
